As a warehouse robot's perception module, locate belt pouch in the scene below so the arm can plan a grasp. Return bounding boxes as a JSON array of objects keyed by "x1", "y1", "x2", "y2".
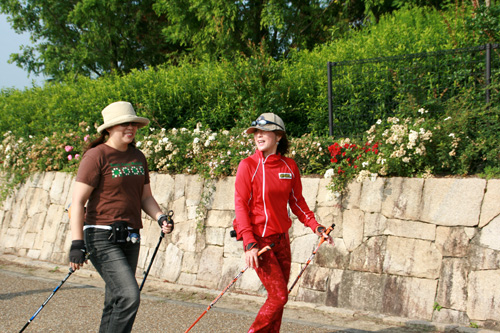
[{"x1": 110, "y1": 221, "x2": 129, "y2": 244}]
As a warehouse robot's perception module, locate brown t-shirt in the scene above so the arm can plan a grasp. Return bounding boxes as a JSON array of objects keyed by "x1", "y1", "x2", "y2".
[{"x1": 75, "y1": 144, "x2": 150, "y2": 229}]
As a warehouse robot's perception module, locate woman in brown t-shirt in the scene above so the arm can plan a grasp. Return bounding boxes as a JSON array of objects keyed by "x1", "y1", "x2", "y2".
[{"x1": 69, "y1": 101, "x2": 173, "y2": 333}]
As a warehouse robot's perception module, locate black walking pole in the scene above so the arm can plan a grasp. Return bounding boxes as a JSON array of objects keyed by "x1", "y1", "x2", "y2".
[
  {"x1": 19, "y1": 267, "x2": 75, "y2": 333},
  {"x1": 139, "y1": 210, "x2": 174, "y2": 291}
]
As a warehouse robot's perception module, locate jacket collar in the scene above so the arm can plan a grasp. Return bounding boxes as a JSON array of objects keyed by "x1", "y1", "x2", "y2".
[{"x1": 253, "y1": 149, "x2": 281, "y2": 163}]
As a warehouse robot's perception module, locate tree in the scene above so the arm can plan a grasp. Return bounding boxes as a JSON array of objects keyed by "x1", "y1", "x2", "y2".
[
  {"x1": 154, "y1": 0, "x2": 362, "y2": 60},
  {"x1": 0, "y1": 0, "x2": 180, "y2": 81}
]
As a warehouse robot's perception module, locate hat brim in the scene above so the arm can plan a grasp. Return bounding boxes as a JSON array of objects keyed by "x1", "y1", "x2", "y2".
[
  {"x1": 246, "y1": 124, "x2": 282, "y2": 134},
  {"x1": 97, "y1": 115, "x2": 150, "y2": 133}
]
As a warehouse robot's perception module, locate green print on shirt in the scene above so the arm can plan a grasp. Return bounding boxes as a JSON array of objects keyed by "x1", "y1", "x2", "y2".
[{"x1": 111, "y1": 163, "x2": 145, "y2": 178}]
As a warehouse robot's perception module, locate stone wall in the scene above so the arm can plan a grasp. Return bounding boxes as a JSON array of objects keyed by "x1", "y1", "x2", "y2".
[{"x1": 0, "y1": 172, "x2": 499, "y2": 329}]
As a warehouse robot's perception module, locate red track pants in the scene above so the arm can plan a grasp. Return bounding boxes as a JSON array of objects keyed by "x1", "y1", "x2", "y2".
[{"x1": 248, "y1": 233, "x2": 291, "y2": 333}]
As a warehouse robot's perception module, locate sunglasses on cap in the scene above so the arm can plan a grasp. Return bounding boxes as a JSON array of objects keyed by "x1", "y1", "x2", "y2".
[
  {"x1": 120, "y1": 122, "x2": 140, "y2": 127},
  {"x1": 251, "y1": 119, "x2": 285, "y2": 131}
]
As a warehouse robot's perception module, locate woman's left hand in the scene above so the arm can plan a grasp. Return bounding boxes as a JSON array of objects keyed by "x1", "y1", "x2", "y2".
[{"x1": 315, "y1": 225, "x2": 334, "y2": 245}]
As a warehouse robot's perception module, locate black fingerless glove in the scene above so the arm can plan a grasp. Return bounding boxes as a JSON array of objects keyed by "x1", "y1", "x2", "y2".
[
  {"x1": 316, "y1": 225, "x2": 326, "y2": 234},
  {"x1": 245, "y1": 242, "x2": 257, "y2": 251},
  {"x1": 69, "y1": 240, "x2": 86, "y2": 264},
  {"x1": 158, "y1": 214, "x2": 174, "y2": 232}
]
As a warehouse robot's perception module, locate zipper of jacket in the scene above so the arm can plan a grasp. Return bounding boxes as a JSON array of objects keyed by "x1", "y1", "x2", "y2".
[{"x1": 261, "y1": 156, "x2": 269, "y2": 237}]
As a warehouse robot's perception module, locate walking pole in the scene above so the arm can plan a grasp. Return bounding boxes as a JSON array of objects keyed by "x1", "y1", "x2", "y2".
[
  {"x1": 19, "y1": 267, "x2": 75, "y2": 333},
  {"x1": 288, "y1": 223, "x2": 335, "y2": 293},
  {"x1": 184, "y1": 243, "x2": 275, "y2": 333},
  {"x1": 139, "y1": 210, "x2": 174, "y2": 291}
]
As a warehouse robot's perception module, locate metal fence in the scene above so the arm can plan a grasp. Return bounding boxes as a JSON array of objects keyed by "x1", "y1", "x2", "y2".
[{"x1": 327, "y1": 44, "x2": 499, "y2": 137}]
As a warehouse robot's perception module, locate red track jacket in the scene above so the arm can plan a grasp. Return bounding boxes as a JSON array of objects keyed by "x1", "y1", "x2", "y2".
[{"x1": 234, "y1": 149, "x2": 320, "y2": 248}]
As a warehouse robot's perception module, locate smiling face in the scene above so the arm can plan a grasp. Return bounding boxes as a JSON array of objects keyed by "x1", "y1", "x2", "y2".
[
  {"x1": 253, "y1": 130, "x2": 282, "y2": 157},
  {"x1": 106, "y1": 122, "x2": 139, "y2": 151}
]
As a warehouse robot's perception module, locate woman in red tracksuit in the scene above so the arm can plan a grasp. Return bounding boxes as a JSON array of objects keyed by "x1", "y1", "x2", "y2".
[{"x1": 234, "y1": 113, "x2": 334, "y2": 333}]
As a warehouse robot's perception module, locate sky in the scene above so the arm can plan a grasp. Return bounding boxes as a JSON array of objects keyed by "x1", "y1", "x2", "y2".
[{"x1": 0, "y1": 13, "x2": 46, "y2": 90}]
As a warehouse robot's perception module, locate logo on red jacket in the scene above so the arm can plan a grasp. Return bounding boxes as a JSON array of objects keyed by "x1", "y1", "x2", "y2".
[{"x1": 279, "y1": 173, "x2": 292, "y2": 179}]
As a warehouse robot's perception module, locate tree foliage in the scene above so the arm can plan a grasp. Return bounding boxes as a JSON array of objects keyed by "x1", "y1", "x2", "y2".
[
  {"x1": 0, "y1": 0, "x2": 180, "y2": 81},
  {"x1": 1, "y1": 0, "x2": 454, "y2": 82}
]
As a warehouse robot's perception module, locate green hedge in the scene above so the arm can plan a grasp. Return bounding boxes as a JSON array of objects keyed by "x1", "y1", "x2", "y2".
[{"x1": 0, "y1": 6, "x2": 474, "y2": 139}]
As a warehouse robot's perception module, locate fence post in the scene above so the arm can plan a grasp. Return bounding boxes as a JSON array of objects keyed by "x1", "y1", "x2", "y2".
[
  {"x1": 328, "y1": 62, "x2": 334, "y2": 137},
  {"x1": 485, "y1": 43, "x2": 491, "y2": 104}
]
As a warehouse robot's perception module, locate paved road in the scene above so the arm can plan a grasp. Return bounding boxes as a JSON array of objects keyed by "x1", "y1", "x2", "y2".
[{"x1": 0, "y1": 256, "x2": 488, "y2": 333}]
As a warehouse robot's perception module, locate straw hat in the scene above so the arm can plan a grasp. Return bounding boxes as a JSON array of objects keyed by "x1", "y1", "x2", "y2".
[
  {"x1": 246, "y1": 113, "x2": 286, "y2": 134},
  {"x1": 97, "y1": 101, "x2": 150, "y2": 133}
]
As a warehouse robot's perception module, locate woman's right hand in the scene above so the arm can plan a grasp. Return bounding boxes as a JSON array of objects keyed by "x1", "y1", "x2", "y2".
[
  {"x1": 69, "y1": 240, "x2": 87, "y2": 271},
  {"x1": 245, "y1": 247, "x2": 260, "y2": 269}
]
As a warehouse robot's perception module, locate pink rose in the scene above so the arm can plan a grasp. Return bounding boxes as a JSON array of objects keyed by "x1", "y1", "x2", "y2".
[
  {"x1": 65, "y1": 145, "x2": 73, "y2": 152},
  {"x1": 68, "y1": 155, "x2": 73, "y2": 161}
]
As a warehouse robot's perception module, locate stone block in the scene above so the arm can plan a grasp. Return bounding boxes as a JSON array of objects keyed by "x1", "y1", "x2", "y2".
[
  {"x1": 41, "y1": 204, "x2": 64, "y2": 244},
  {"x1": 325, "y1": 269, "x2": 344, "y2": 307},
  {"x1": 338, "y1": 270, "x2": 386, "y2": 313},
  {"x1": 42, "y1": 172, "x2": 55, "y2": 192},
  {"x1": 9, "y1": 199, "x2": 27, "y2": 229},
  {"x1": 21, "y1": 232, "x2": 37, "y2": 250},
  {"x1": 317, "y1": 178, "x2": 342, "y2": 207},
  {"x1": 212, "y1": 177, "x2": 235, "y2": 210},
  {"x1": 342, "y1": 181, "x2": 361, "y2": 209},
  {"x1": 384, "y1": 219, "x2": 435, "y2": 241},
  {"x1": 218, "y1": 256, "x2": 242, "y2": 289},
  {"x1": 171, "y1": 197, "x2": 187, "y2": 222},
  {"x1": 436, "y1": 258, "x2": 468, "y2": 311},
  {"x1": 300, "y1": 177, "x2": 320, "y2": 211},
  {"x1": 172, "y1": 220, "x2": 199, "y2": 253},
  {"x1": 159, "y1": 243, "x2": 183, "y2": 283},
  {"x1": 150, "y1": 173, "x2": 175, "y2": 207},
  {"x1": 196, "y1": 245, "x2": 224, "y2": 289},
  {"x1": 26, "y1": 188, "x2": 50, "y2": 218},
  {"x1": 343, "y1": 209, "x2": 364, "y2": 252},
  {"x1": 382, "y1": 275, "x2": 437, "y2": 320},
  {"x1": 181, "y1": 251, "x2": 200, "y2": 274},
  {"x1": 364, "y1": 213, "x2": 388, "y2": 237},
  {"x1": 185, "y1": 175, "x2": 204, "y2": 207},
  {"x1": 467, "y1": 244, "x2": 500, "y2": 270},
  {"x1": 177, "y1": 272, "x2": 197, "y2": 286},
  {"x1": 435, "y1": 226, "x2": 470, "y2": 257},
  {"x1": 467, "y1": 270, "x2": 500, "y2": 321},
  {"x1": 187, "y1": 205, "x2": 198, "y2": 221},
  {"x1": 315, "y1": 238, "x2": 350, "y2": 269},
  {"x1": 26, "y1": 249, "x2": 41, "y2": 259},
  {"x1": 236, "y1": 266, "x2": 263, "y2": 293},
  {"x1": 205, "y1": 227, "x2": 225, "y2": 246},
  {"x1": 174, "y1": 174, "x2": 186, "y2": 201},
  {"x1": 223, "y1": 229, "x2": 243, "y2": 258},
  {"x1": 360, "y1": 177, "x2": 385, "y2": 213},
  {"x1": 290, "y1": 217, "x2": 313, "y2": 238},
  {"x1": 421, "y1": 178, "x2": 486, "y2": 226},
  {"x1": 432, "y1": 308, "x2": 470, "y2": 326},
  {"x1": 4, "y1": 228, "x2": 20, "y2": 249},
  {"x1": 315, "y1": 206, "x2": 341, "y2": 232},
  {"x1": 479, "y1": 215, "x2": 500, "y2": 251},
  {"x1": 479, "y1": 179, "x2": 500, "y2": 228},
  {"x1": 290, "y1": 233, "x2": 319, "y2": 263},
  {"x1": 296, "y1": 287, "x2": 327, "y2": 304},
  {"x1": 382, "y1": 177, "x2": 424, "y2": 220},
  {"x1": 383, "y1": 236, "x2": 441, "y2": 279},
  {"x1": 26, "y1": 172, "x2": 44, "y2": 188},
  {"x1": 206, "y1": 210, "x2": 234, "y2": 228},
  {"x1": 39, "y1": 241, "x2": 54, "y2": 261},
  {"x1": 49, "y1": 172, "x2": 68, "y2": 205},
  {"x1": 300, "y1": 265, "x2": 331, "y2": 291},
  {"x1": 350, "y1": 236, "x2": 386, "y2": 273}
]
